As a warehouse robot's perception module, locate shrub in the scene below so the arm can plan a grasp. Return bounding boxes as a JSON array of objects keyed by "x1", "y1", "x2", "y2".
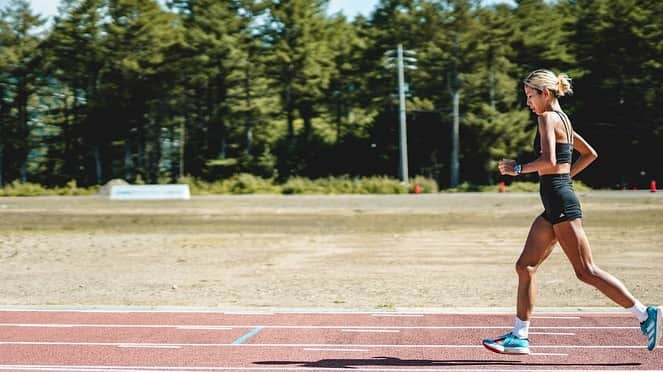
[
  {"x1": 177, "y1": 176, "x2": 210, "y2": 194},
  {"x1": 445, "y1": 182, "x2": 483, "y2": 193},
  {"x1": 55, "y1": 180, "x2": 98, "y2": 196},
  {"x1": 504, "y1": 181, "x2": 539, "y2": 192},
  {"x1": 226, "y1": 173, "x2": 279, "y2": 194},
  {"x1": 410, "y1": 176, "x2": 439, "y2": 193},
  {"x1": 0, "y1": 180, "x2": 97, "y2": 196},
  {"x1": 281, "y1": 177, "x2": 323, "y2": 194},
  {"x1": 313, "y1": 176, "x2": 357, "y2": 194},
  {"x1": 0, "y1": 181, "x2": 49, "y2": 196},
  {"x1": 357, "y1": 176, "x2": 408, "y2": 194}
]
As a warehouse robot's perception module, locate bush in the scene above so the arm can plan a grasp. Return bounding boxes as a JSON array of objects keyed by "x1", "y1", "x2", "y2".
[
  {"x1": 0, "y1": 181, "x2": 49, "y2": 196},
  {"x1": 357, "y1": 176, "x2": 408, "y2": 194},
  {"x1": 0, "y1": 176, "x2": 589, "y2": 196},
  {"x1": 226, "y1": 173, "x2": 279, "y2": 194},
  {"x1": 176, "y1": 175, "x2": 441, "y2": 195},
  {"x1": 282, "y1": 177, "x2": 323, "y2": 194},
  {"x1": 177, "y1": 176, "x2": 211, "y2": 194},
  {"x1": 314, "y1": 176, "x2": 357, "y2": 194},
  {"x1": 410, "y1": 176, "x2": 439, "y2": 193},
  {"x1": 504, "y1": 181, "x2": 539, "y2": 192},
  {"x1": 444, "y1": 182, "x2": 483, "y2": 193},
  {"x1": 0, "y1": 180, "x2": 97, "y2": 196},
  {"x1": 447, "y1": 180, "x2": 593, "y2": 193},
  {"x1": 55, "y1": 180, "x2": 98, "y2": 196}
]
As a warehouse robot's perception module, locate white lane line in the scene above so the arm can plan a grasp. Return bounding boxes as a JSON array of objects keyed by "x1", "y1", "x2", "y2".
[
  {"x1": 176, "y1": 326, "x2": 233, "y2": 330},
  {"x1": 246, "y1": 344, "x2": 647, "y2": 349},
  {"x1": 0, "y1": 323, "x2": 235, "y2": 330},
  {"x1": 223, "y1": 312, "x2": 274, "y2": 315},
  {"x1": 0, "y1": 341, "x2": 647, "y2": 349},
  {"x1": 532, "y1": 316, "x2": 580, "y2": 319},
  {"x1": 118, "y1": 343, "x2": 181, "y2": 349},
  {"x1": 529, "y1": 332, "x2": 575, "y2": 336},
  {"x1": 303, "y1": 347, "x2": 369, "y2": 352},
  {"x1": 0, "y1": 323, "x2": 639, "y2": 330},
  {"x1": 0, "y1": 306, "x2": 633, "y2": 315},
  {"x1": 341, "y1": 329, "x2": 400, "y2": 333}
]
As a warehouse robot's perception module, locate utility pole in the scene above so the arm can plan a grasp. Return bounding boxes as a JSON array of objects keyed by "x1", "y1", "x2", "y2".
[
  {"x1": 179, "y1": 120, "x2": 185, "y2": 179},
  {"x1": 448, "y1": 34, "x2": 461, "y2": 188},
  {"x1": 385, "y1": 44, "x2": 417, "y2": 184}
]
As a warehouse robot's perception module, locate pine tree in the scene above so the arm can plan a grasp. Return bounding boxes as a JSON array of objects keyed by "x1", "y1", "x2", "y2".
[
  {"x1": 168, "y1": 0, "x2": 251, "y2": 179},
  {"x1": 571, "y1": 0, "x2": 662, "y2": 187},
  {"x1": 43, "y1": 0, "x2": 106, "y2": 185},
  {"x1": 260, "y1": 0, "x2": 335, "y2": 177},
  {"x1": 0, "y1": 0, "x2": 45, "y2": 184},
  {"x1": 97, "y1": 0, "x2": 182, "y2": 183}
]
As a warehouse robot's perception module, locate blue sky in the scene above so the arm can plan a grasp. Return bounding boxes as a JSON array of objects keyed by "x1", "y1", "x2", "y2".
[
  {"x1": 4, "y1": 0, "x2": 514, "y2": 21},
  {"x1": 1, "y1": 0, "x2": 378, "y2": 19}
]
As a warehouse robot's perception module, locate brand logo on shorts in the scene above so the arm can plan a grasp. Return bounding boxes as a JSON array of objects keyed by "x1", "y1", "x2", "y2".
[{"x1": 559, "y1": 213, "x2": 565, "y2": 218}]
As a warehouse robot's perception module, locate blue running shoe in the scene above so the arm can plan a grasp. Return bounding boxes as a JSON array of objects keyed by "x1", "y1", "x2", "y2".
[
  {"x1": 482, "y1": 332, "x2": 530, "y2": 354},
  {"x1": 640, "y1": 306, "x2": 662, "y2": 351}
]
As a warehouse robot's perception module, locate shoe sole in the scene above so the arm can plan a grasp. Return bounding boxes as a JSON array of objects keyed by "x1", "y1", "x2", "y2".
[{"x1": 482, "y1": 342, "x2": 530, "y2": 355}]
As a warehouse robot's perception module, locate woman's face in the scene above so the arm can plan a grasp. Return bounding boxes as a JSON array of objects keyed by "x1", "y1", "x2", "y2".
[{"x1": 524, "y1": 85, "x2": 547, "y2": 115}]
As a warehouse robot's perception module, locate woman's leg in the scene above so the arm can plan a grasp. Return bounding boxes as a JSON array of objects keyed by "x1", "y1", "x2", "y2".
[
  {"x1": 515, "y1": 215, "x2": 558, "y2": 321},
  {"x1": 483, "y1": 214, "x2": 557, "y2": 354},
  {"x1": 555, "y1": 218, "x2": 662, "y2": 351},
  {"x1": 553, "y1": 218, "x2": 636, "y2": 308}
]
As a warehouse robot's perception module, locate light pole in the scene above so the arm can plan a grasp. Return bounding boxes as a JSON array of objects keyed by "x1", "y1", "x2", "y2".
[{"x1": 385, "y1": 44, "x2": 417, "y2": 184}]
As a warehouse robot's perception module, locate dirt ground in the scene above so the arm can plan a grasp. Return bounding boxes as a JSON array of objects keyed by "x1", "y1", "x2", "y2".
[{"x1": 0, "y1": 192, "x2": 661, "y2": 309}]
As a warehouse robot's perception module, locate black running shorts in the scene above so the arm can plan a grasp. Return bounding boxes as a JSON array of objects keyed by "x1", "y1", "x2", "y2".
[{"x1": 539, "y1": 174, "x2": 582, "y2": 224}]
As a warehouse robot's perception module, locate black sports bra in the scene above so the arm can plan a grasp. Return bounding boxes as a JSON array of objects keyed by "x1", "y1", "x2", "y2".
[{"x1": 533, "y1": 111, "x2": 573, "y2": 164}]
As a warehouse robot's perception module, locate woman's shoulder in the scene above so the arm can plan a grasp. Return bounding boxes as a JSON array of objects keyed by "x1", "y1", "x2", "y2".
[
  {"x1": 538, "y1": 111, "x2": 558, "y2": 120},
  {"x1": 537, "y1": 111, "x2": 558, "y2": 127}
]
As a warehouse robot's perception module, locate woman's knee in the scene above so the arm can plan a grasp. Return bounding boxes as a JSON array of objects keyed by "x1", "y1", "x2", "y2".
[
  {"x1": 574, "y1": 264, "x2": 601, "y2": 284},
  {"x1": 515, "y1": 259, "x2": 538, "y2": 277}
]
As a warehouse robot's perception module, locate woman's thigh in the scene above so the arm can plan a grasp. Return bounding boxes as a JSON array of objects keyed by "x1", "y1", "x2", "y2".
[
  {"x1": 517, "y1": 215, "x2": 558, "y2": 268},
  {"x1": 553, "y1": 218, "x2": 594, "y2": 271}
]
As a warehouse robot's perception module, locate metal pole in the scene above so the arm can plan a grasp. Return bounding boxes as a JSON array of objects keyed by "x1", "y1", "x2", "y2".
[
  {"x1": 450, "y1": 90, "x2": 460, "y2": 187},
  {"x1": 179, "y1": 121, "x2": 185, "y2": 179},
  {"x1": 397, "y1": 44, "x2": 408, "y2": 184}
]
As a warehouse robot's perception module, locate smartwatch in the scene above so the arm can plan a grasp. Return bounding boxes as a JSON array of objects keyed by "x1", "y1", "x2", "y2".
[{"x1": 514, "y1": 164, "x2": 522, "y2": 175}]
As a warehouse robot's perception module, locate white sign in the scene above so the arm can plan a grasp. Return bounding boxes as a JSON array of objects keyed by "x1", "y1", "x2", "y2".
[{"x1": 110, "y1": 184, "x2": 191, "y2": 200}]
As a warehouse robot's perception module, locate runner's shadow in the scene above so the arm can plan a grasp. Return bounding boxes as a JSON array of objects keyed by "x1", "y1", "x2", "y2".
[{"x1": 255, "y1": 356, "x2": 641, "y2": 368}]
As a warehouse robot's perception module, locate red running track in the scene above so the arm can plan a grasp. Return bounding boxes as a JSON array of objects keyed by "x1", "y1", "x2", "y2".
[{"x1": 0, "y1": 309, "x2": 661, "y2": 371}]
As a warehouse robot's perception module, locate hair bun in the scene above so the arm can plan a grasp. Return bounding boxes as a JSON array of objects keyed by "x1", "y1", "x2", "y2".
[{"x1": 556, "y1": 73, "x2": 573, "y2": 96}]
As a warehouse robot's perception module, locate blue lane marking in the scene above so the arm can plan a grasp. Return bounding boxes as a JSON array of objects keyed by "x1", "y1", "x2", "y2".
[{"x1": 232, "y1": 327, "x2": 263, "y2": 345}]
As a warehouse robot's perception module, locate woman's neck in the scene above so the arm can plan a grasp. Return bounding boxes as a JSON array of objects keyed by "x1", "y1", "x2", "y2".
[{"x1": 546, "y1": 99, "x2": 562, "y2": 112}]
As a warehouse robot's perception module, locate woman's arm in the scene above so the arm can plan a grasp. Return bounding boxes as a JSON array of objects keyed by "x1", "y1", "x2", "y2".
[
  {"x1": 520, "y1": 114, "x2": 557, "y2": 174},
  {"x1": 499, "y1": 114, "x2": 557, "y2": 176},
  {"x1": 570, "y1": 131, "x2": 598, "y2": 178}
]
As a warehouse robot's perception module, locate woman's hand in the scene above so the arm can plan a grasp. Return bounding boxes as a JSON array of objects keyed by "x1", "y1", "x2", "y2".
[{"x1": 498, "y1": 159, "x2": 517, "y2": 176}]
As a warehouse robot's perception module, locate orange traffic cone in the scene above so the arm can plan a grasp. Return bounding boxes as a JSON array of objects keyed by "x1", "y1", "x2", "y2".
[
  {"x1": 499, "y1": 182, "x2": 506, "y2": 193},
  {"x1": 413, "y1": 183, "x2": 422, "y2": 194},
  {"x1": 651, "y1": 180, "x2": 657, "y2": 193}
]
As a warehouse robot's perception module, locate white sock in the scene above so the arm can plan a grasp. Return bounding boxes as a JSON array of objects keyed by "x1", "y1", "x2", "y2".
[
  {"x1": 512, "y1": 316, "x2": 530, "y2": 339},
  {"x1": 628, "y1": 301, "x2": 648, "y2": 322}
]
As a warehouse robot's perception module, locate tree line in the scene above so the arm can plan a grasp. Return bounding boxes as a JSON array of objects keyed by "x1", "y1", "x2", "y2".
[{"x1": 1, "y1": 0, "x2": 661, "y2": 189}]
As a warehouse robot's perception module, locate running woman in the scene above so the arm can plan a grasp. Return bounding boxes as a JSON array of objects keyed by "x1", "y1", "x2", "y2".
[{"x1": 482, "y1": 69, "x2": 661, "y2": 354}]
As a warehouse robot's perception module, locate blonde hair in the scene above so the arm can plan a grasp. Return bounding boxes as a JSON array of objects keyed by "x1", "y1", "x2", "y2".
[{"x1": 523, "y1": 69, "x2": 573, "y2": 97}]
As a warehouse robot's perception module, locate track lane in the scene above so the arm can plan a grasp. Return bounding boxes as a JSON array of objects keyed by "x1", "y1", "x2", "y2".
[{"x1": 0, "y1": 309, "x2": 660, "y2": 371}]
